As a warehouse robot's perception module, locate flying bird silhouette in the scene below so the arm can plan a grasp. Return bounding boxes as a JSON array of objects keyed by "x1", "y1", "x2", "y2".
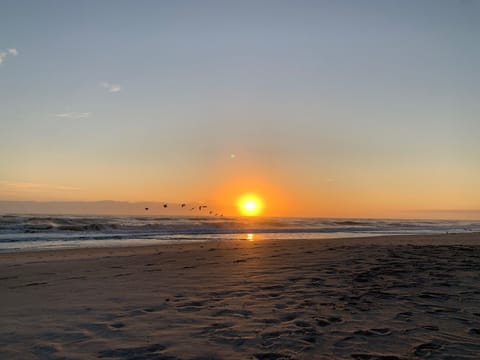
[{"x1": 163, "y1": 204, "x2": 168, "y2": 208}]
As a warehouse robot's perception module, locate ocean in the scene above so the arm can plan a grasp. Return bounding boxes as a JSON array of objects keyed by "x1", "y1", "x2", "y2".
[{"x1": 0, "y1": 214, "x2": 479, "y2": 252}]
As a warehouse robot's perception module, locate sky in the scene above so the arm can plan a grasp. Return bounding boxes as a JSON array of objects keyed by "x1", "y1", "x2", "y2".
[{"x1": 1, "y1": 0, "x2": 479, "y2": 218}]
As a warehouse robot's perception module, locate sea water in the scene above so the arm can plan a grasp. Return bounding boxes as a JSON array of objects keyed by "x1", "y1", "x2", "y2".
[{"x1": 0, "y1": 215, "x2": 479, "y2": 252}]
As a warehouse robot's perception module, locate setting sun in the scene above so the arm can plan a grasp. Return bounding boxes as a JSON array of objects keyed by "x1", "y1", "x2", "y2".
[{"x1": 238, "y1": 194, "x2": 263, "y2": 216}]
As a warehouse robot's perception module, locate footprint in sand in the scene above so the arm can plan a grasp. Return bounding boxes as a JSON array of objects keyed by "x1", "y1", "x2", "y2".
[
  {"x1": 176, "y1": 300, "x2": 207, "y2": 312},
  {"x1": 98, "y1": 344, "x2": 171, "y2": 359},
  {"x1": 351, "y1": 353, "x2": 404, "y2": 360},
  {"x1": 213, "y1": 309, "x2": 252, "y2": 318},
  {"x1": 109, "y1": 322, "x2": 125, "y2": 329},
  {"x1": 394, "y1": 311, "x2": 413, "y2": 321},
  {"x1": 414, "y1": 341, "x2": 443, "y2": 357},
  {"x1": 316, "y1": 316, "x2": 342, "y2": 327},
  {"x1": 354, "y1": 328, "x2": 391, "y2": 336},
  {"x1": 279, "y1": 312, "x2": 298, "y2": 322},
  {"x1": 254, "y1": 353, "x2": 293, "y2": 360}
]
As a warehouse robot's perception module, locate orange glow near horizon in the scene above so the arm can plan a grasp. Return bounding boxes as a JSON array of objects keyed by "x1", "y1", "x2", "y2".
[{"x1": 238, "y1": 194, "x2": 263, "y2": 216}]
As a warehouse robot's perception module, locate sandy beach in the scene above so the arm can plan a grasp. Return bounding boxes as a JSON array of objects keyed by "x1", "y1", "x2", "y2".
[{"x1": 1, "y1": 233, "x2": 480, "y2": 359}]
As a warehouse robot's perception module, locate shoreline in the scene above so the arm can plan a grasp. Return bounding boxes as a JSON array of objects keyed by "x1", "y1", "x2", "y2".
[
  {"x1": 0, "y1": 231, "x2": 479, "y2": 261},
  {"x1": 2, "y1": 232, "x2": 480, "y2": 359}
]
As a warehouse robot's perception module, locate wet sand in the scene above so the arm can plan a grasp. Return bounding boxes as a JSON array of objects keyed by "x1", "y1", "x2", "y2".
[{"x1": 1, "y1": 233, "x2": 480, "y2": 359}]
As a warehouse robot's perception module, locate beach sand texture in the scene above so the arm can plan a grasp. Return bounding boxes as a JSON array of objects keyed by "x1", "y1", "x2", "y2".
[{"x1": 1, "y1": 233, "x2": 480, "y2": 359}]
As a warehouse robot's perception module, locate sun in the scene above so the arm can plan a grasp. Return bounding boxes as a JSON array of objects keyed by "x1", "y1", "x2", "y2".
[{"x1": 238, "y1": 194, "x2": 263, "y2": 216}]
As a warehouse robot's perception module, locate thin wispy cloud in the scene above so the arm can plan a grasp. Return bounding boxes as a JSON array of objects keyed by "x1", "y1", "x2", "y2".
[
  {"x1": 100, "y1": 81, "x2": 122, "y2": 93},
  {"x1": 55, "y1": 112, "x2": 91, "y2": 119},
  {"x1": 411, "y1": 209, "x2": 480, "y2": 215},
  {"x1": 0, "y1": 48, "x2": 18, "y2": 65},
  {"x1": 0, "y1": 181, "x2": 81, "y2": 192}
]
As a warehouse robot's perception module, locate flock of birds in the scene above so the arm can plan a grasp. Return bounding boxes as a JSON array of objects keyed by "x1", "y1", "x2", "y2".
[{"x1": 144, "y1": 203, "x2": 223, "y2": 217}]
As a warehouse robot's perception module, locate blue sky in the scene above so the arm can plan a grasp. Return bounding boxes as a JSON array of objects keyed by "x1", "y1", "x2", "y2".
[{"x1": 1, "y1": 0, "x2": 479, "y2": 217}]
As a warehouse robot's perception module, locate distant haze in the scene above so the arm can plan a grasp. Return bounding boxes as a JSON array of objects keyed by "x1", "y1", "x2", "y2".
[{"x1": 1, "y1": 201, "x2": 479, "y2": 220}]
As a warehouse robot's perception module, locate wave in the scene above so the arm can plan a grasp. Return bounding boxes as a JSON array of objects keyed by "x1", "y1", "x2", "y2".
[
  {"x1": 1, "y1": 215, "x2": 479, "y2": 254},
  {"x1": 1, "y1": 215, "x2": 479, "y2": 234},
  {"x1": 332, "y1": 220, "x2": 370, "y2": 226}
]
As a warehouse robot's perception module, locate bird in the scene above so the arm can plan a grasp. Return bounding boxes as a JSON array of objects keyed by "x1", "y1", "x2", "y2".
[
  {"x1": 145, "y1": 207, "x2": 149, "y2": 211},
  {"x1": 163, "y1": 204, "x2": 168, "y2": 208},
  {"x1": 181, "y1": 203, "x2": 186, "y2": 208}
]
